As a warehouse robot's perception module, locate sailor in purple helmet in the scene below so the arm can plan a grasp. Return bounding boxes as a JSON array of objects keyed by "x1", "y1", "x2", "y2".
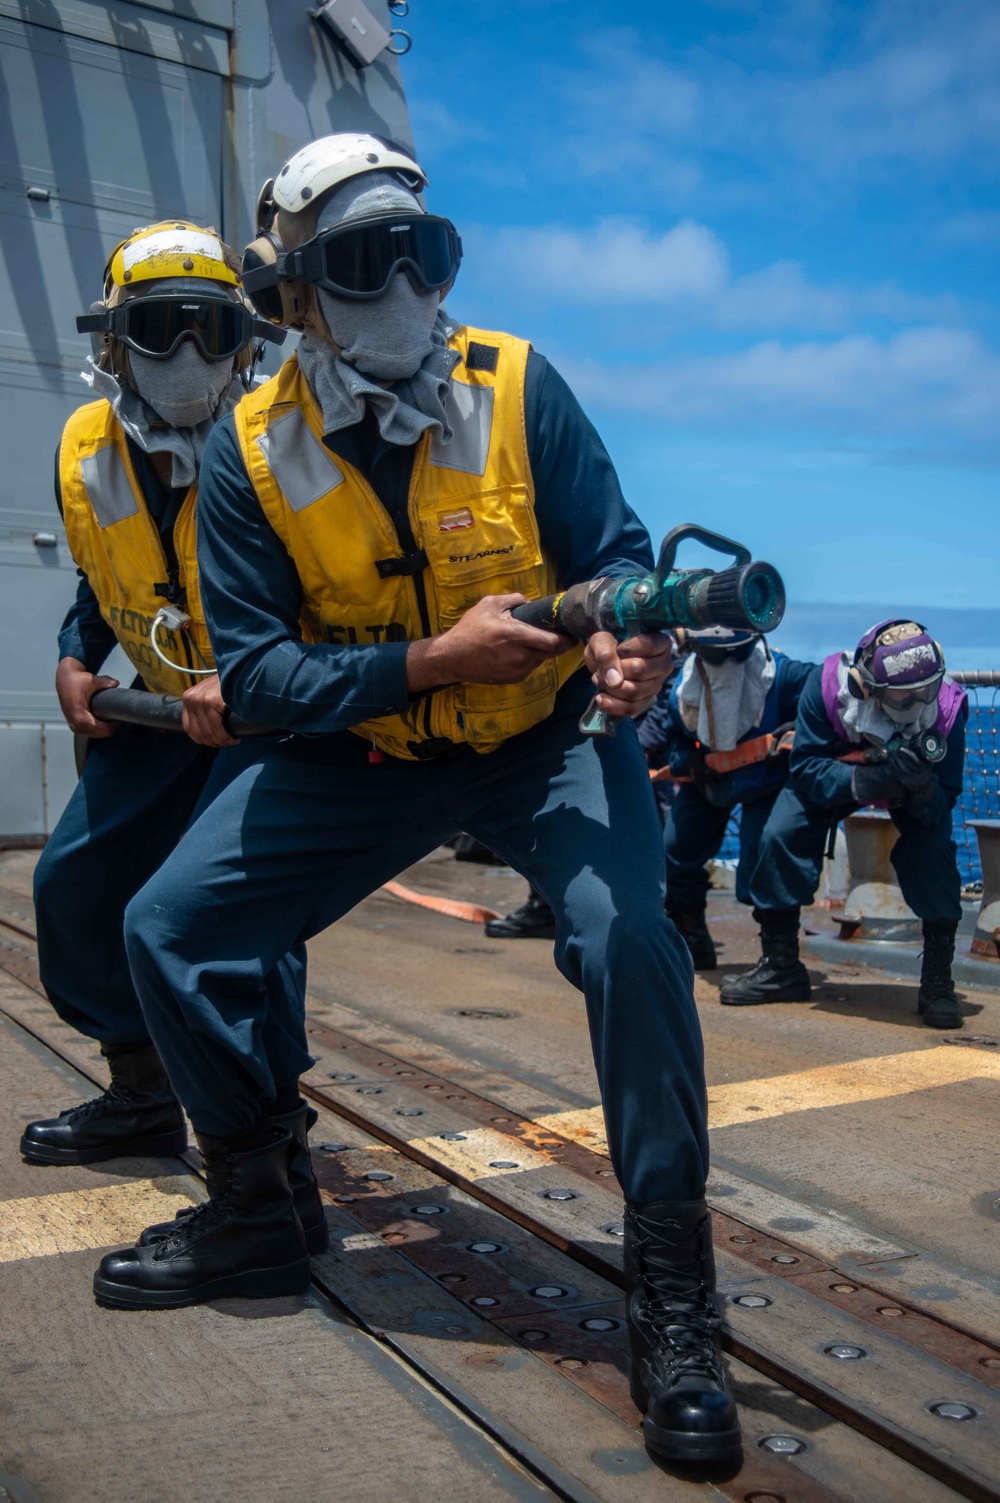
[{"x1": 719, "y1": 619, "x2": 968, "y2": 1028}]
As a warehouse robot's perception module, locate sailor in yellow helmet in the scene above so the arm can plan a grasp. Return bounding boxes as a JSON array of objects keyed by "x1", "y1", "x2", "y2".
[
  {"x1": 23, "y1": 223, "x2": 327, "y2": 1257},
  {"x1": 106, "y1": 135, "x2": 739, "y2": 1468}
]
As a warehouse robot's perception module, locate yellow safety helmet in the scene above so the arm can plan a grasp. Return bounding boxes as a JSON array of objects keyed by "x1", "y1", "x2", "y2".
[
  {"x1": 79, "y1": 220, "x2": 282, "y2": 388},
  {"x1": 104, "y1": 221, "x2": 240, "y2": 303}
]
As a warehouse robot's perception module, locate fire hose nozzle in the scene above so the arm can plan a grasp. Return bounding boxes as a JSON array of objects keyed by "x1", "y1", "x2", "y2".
[{"x1": 512, "y1": 524, "x2": 787, "y2": 737}]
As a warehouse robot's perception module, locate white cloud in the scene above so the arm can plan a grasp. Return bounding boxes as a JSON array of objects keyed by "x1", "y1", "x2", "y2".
[
  {"x1": 552, "y1": 4, "x2": 1000, "y2": 196},
  {"x1": 557, "y1": 327, "x2": 1000, "y2": 435},
  {"x1": 468, "y1": 219, "x2": 964, "y2": 331},
  {"x1": 480, "y1": 219, "x2": 728, "y2": 305}
]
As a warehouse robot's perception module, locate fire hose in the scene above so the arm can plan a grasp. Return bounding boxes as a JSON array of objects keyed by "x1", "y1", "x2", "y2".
[{"x1": 90, "y1": 524, "x2": 786, "y2": 741}]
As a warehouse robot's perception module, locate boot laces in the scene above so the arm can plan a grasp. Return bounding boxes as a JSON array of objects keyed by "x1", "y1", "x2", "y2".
[
  {"x1": 636, "y1": 1217, "x2": 724, "y2": 1385},
  {"x1": 152, "y1": 1196, "x2": 236, "y2": 1259},
  {"x1": 65, "y1": 1081, "x2": 138, "y2": 1123},
  {"x1": 921, "y1": 938, "x2": 954, "y2": 996}
]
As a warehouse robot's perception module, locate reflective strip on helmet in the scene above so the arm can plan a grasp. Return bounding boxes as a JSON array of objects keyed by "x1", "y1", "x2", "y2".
[
  {"x1": 80, "y1": 445, "x2": 139, "y2": 529},
  {"x1": 122, "y1": 228, "x2": 226, "y2": 273},
  {"x1": 430, "y1": 380, "x2": 493, "y2": 477},
  {"x1": 257, "y1": 408, "x2": 344, "y2": 513}
]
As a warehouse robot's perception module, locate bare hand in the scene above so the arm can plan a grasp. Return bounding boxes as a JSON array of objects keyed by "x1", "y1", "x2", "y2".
[
  {"x1": 406, "y1": 594, "x2": 567, "y2": 694},
  {"x1": 585, "y1": 631, "x2": 674, "y2": 720},
  {"x1": 181, "y1": 674, "x2": 238, "y2": 747},
  {"x1": 55, "y1": 657, "x2": 119, "y2": 738}
]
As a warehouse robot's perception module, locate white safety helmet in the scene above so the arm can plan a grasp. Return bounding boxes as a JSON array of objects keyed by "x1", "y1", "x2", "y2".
[{"x1": 243, "y1": 133, "x2": 429, "y2": 335}]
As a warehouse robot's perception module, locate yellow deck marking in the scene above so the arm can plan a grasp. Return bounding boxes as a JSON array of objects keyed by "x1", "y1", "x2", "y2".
[
  {"x1": 0, "y1": 1177, "x2": 198, "y2": 1264},
  {"x1": 533, "y1": 1047, "x2": 1000, "y2": 1154},
  {"x1": 705, "y1": 1045, "x2": 1000, "y2": 1129}
]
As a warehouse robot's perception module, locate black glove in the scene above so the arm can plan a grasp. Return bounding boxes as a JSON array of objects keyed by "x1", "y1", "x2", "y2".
[
  {"x1": 687, "y1": 745, "x2": 723, "y2": 785},
  {"x1": 851, "y1": 762, "x2": 905, "y2": 805},
  {"x1": 887, "y1": 743, "x2": 936, "y2": 795}
]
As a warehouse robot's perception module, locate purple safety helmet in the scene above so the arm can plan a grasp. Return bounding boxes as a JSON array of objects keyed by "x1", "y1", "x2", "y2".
[{"x1": 849, "y1": 619, "x2": 945, "y2": 711}]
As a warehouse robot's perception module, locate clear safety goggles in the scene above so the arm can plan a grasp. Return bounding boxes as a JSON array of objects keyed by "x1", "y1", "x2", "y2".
[
  {"x1": 78, "y1": 296, "x2": 264, "y2": 361},
  {"x1": 870, "y1": 674, "x2": 943, "y2": 712},
  {"x1": 291, "y1": 213, "x2": 463, "y2": 300}
]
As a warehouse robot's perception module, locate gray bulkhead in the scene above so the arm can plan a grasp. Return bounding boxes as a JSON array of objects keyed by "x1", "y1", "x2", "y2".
[{"x1": 0, "y1": 0, "x2": 413, "y2": 838}]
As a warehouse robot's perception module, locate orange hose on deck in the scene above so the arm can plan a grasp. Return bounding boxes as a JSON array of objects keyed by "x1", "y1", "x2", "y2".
[{"x1": 381, "y1": 879, "x2": 501, "y2": 925}]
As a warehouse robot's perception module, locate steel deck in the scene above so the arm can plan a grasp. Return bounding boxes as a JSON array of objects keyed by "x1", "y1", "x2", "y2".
[{"x1": 1, "y1": 846, "x2": 998, "y2": 1502}]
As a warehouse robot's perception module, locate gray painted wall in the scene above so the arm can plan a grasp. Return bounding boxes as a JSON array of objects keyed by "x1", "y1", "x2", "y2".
[{"x1": 0, "y1": 0, "x2": 414, "y2": 836}]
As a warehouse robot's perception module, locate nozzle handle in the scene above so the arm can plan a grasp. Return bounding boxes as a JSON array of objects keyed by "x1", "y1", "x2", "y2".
[{"x1": 578, "y1": 696, "x2": 617, "y2": 738}]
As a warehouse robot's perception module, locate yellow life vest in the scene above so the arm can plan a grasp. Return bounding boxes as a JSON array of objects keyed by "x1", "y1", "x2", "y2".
[
  {"x1": 59, "y1": 399, "x2": 213, "y2": 696},
  {"x1": 234, "y1": 325, "x2": 584, "y2": 760}
]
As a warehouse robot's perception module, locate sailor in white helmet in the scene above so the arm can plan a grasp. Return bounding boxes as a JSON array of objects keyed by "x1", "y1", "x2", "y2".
[{"x1": 108, "y1": 135, "x2": 740, "y2": 1469}]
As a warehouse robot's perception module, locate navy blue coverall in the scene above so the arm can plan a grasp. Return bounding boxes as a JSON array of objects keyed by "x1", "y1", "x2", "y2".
[
  {"x1": 123, "y1": 352, "x2": 710, "y2": 1207},
  {"x1": 640, "y1": 654, "x2": 814, "y2": 907},
  {"x1": 35, "y1": 441, "x2": 307, "y2": 1083},
  {"x1": 747, "y1": 664, "x2": 966, "y2": 921}
]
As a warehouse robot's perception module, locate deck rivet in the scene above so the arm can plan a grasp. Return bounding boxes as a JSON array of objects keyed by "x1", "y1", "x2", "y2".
[
  {"x1": 877, "y1": 1306, "x2": 905, "y2": 1317},
  {"x1": 395, "y1": 1107, "x2": 424, "y2": 1117},
  {"x1": 771, "y1": 1254, "x2": 798, "y2": 1264},
  {"x1": 730, "y1": 1235, "x2": 755, "y2": 1244},
  {"x1": 543, "y1": 1189, "x2": 578, "y2": 1202},
  {"x1": 831, "y1": 1283, "x2": 858, "y2": 1293},
  {"x1": 580, "y1": 1317, "x2": 619, "y2": 1331},
  {"x1": 744, "y1": 1492, "x2": 785, "y2": 1503},
  {"x1": 445, "y1": 1093, "x2": 466, "y2": 1100},
  {"x1": 602, "y1": 1221, "x2": 625, "y2": 1238},
  {"x1": 556, "y1": 1358, "x2": 588, "y2": 1369},
  {"x1": 411, "y1": 1203, "x2": 446, "y2": 1216},
  {"x1": 425, "y1": 1084, "x2": 444, "y2": 1091},
  {"x1": 758, "y1": 1434, "x2": 806, "y2": 1455},
  {"x1": 364, "y1": 1170, "x2": 393, "y2": 1182},
  {"x1": 396, "y1": 1069, "x2": 416, "y2": 1075},
  {"x1": 438, "y1": 1273, "x2": 465, "y2": 1284},
  {"x1": 928, "y1": 1401, "x2": 977, "y2": 1421},
  {"x1": 519, "y1": 1329, "x2": 551, "y2": 1343},
  {"x1": 489, "y1": 1160, "x2": 520, "y2": 1169},
  {"x1": 469, "y1": 1242, "x2": 502, "y2": 1254},
  {"x1": 491, "y1": 1116, "x2": 512, "y2": 1123},
  {"x1": 824, "y1": 1344, "x2": 867, "y2": 1360},
  {"x1": 980, "y1": 1357, "x2": 1000, "y2": 1368},
  {"x1": 328, "y1": 1073, "x2": 356, "y2": 1081},
  {"x1": 733, "y1": 1294, "x2": 771, "y2": 1309},
  {"x1": 473, "y1": 1296, "x2": 499, "y2": 1307},
  {"x1": 318, "y1": 1142, "x2": 349, "y2": 1153},
  {"x1": 357, "y1": 1086, "x2": 383, "y2": 1095},
  {"x1": 532, "y1": 1285, "x2": 570, "y2": 1299},
  {"x1": 439, "y1": 1132, "x2": 467, "y2": 1141},
  {"x1": 334, "y1": 1194, "x2": 355, "y2": 1203},
  {"x1": 595, "y1": 1169, "x2": 616, "y2": 1177}
]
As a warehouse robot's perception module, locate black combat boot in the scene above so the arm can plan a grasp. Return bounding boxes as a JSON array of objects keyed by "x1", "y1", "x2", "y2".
[
  {"x1": 485, "y1": 889, "x2": 556, "y2": 940},
  {"x1": 140, "y1": 1100, "x2": 329, "y2": 1256},
  {"x1": 918, "y1": 920, "x2": 963, "y2": 1030},
  {"x1": 20, "y1": 1041, "x2": 187, "y2": 1165},
  {"x1": 719, "y1": 908, "x2": 811, "y2": 1005},
  {"x1": 94, "y1": 1126, "x2": 311, "y2": 1309},
  {"x1": 625, "y1": 1198, "x2": 742, "y2": 1465},
  {"x1": 667, "y1": 901, "x2": 717, "y2": 970}
]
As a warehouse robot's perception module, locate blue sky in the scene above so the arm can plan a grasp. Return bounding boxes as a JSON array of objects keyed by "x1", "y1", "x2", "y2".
[{"x1": 398, "y1": 1, "x2": 999, "y2": 613}]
